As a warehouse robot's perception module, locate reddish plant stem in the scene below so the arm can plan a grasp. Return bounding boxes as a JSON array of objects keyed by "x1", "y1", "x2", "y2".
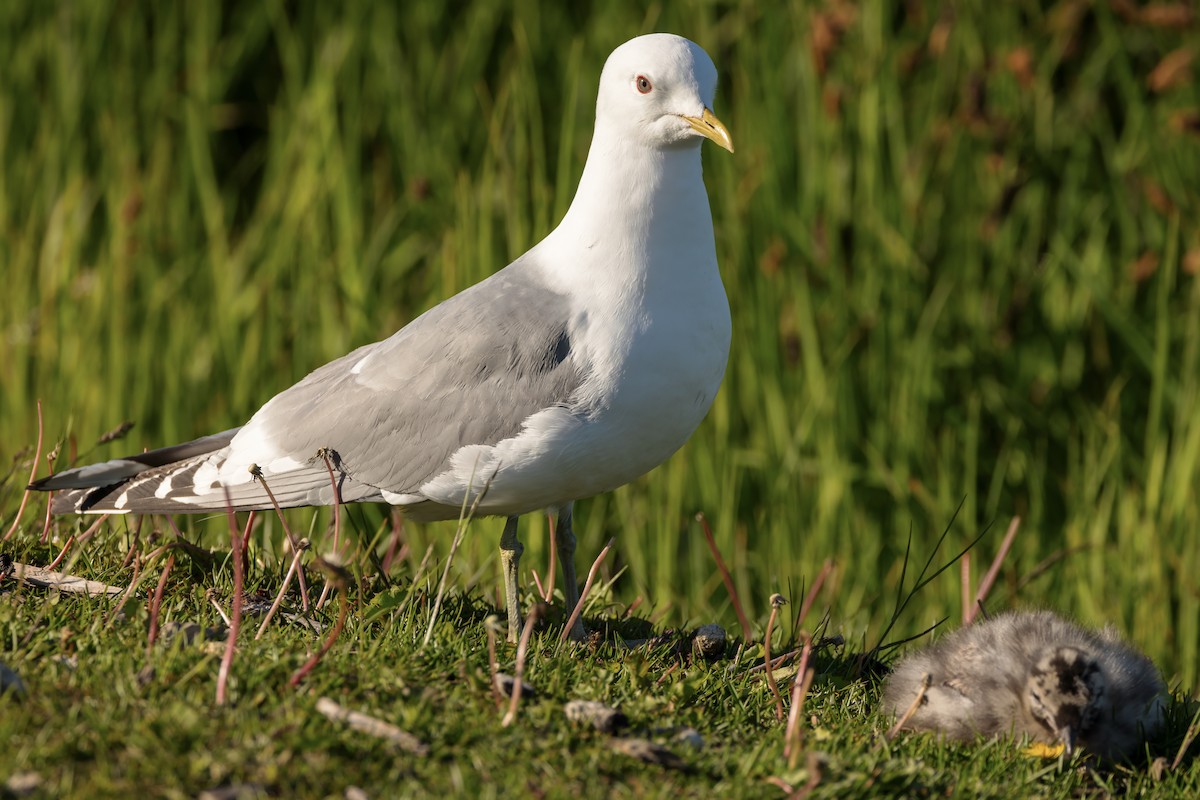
[
  {"x1": 502, "y1": 604, "x2": 541, "y2": 726},
  {"x1": 961, "y1": 552, "x2": 972, "y2": 625},
  {"x1": 968, "y1": 516, "x2": 1021, "y2": 623},
  {"x1": 45, "y1": 514, "x2": 110, "y2": 571},
  {"x1": 764, "y1": 594, "x2": 788, "y2": 722},
  {"x1": 560, "y1": 537, "x2": 615, "y2": 643},
  {"x1": 319, "y1": 450, "x2": 344, "y2": 554},
  {"x1": 4, "y1": 400, "x2": 44, "y2": 543},
  {"x1": 784, "y1": 633, "x2": 815, "y2": 766},
  {"x1": 217, "y1": 494, "x2": 245, "y2": 706},
  {"x1": 256, "y1": 538, "x2": 310, "y2": 639},
  {"x1": 696, "y1": 512, "x2": 751, "y2": 643},
  {"x1": 250, "y1": 466, "x2": 310, "y2": 612},
  {"x1": 289, "y1": 560, "x2": 351, "y2": 688},
  {"x1": 381, "y1": 510, "x2": 406, "y2": 575},
  {"x1": 146, "y1": 553, "x2": 176, "y2": 656}
]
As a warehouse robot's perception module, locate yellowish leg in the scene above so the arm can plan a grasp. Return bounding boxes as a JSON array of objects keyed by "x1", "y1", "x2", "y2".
[
  {"x1": 499, "y1": 515, "x2": 523, "y2": 643},
  {"x1": 556, "y1": 503, "x2": 586, "y2": 642}
]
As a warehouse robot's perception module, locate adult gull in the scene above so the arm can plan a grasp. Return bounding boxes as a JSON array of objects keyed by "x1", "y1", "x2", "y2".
[{"x1": 31, "y1": 33, "x2": 734, "y2": 642}]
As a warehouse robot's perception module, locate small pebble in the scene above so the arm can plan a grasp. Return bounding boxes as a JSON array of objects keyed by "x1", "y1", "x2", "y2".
[
  {"x1": 674, "y1": 727, "x2": 704, "y2": 750},
  {"x1": 4, "y1": 772, "x2": 41, "y2": 798},
  {"x1": 691, "y1": 624, "x2": 727, "y2": 660},
  {"x1": 565, "y1": 699, "x2": 627, "y2": 733},
  {"x1": 493, "y1": 672, "x2": 536, "y2": 698},
  {"x1": 0, "y1": 662, "x2": 26, "y2": 697},
  {"x1": 609, "y1": 737, "x2": 689, "y2": 771}
]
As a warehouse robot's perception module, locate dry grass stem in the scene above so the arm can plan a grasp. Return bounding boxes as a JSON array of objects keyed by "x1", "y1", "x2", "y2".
[
  {"x1": 381, "y1": 510, "x2": 407, "y2": 574},
  {"x1": 106, "y1": 554, "x2": 144, "y2": 625},
  {"x1": 784, "y1": 633, "x2": 815, "y2": 766},
  {"x1": 256, "y1": 538, "x2": 311, "y2": 639},
  {"x1": 216, "y1": 491, "x2": 245, "y2": 706},
  {"x1": 248, "y1": 465, "x2": 311, "y2": 611},
  {"x1": 207, "y1": 591, "x2": 232, "y2": 627},
  {"x1": 560, "y1": 537, "x2": 615, "y2": 643},
  {"x1": 529, "y1": 567, "x2": 546, "y2": 601},
  {"x1": 45, "y1": 514, "x2": 110, "y2": 571},
  {"x1": 960, "y1": 552, "x2": 971, "y2": 625},
  {"x1": 423, "y1": 467, "x2": 494, "y2": 648},
  {"x1": 145, "y1": 553, "x2": 176, "y2": 655},
  {"x1": 318, "y1": 450, "x2": 344, "y2": 553},
  {"x1": 290, "y1": 556, "x2": 352, "y2": 687},
  {"x1": 696, "y1": 512, "x2": 751, "y2": 642},
  {"x1": 885, "y1": 673, "x2": 931, "y2": 740},
  {"x1": 764, "y1": 593, "x2": 788, "y2": 722},
  {"x1": 967, "y1": 516, "x2": 1021, "y2": 624},
  {"x1": 1171, "y1": 704, "x2": 1200, "y2": 771},
  {"x1": 3, "y1": 400, "x2": 42, "y2": 543},
  {"x1": 485, "y1": 615, "x2": 504, "y2": 709},
  {"x1": 502, "y1": 604, "x2": 541, "y2": 726}
]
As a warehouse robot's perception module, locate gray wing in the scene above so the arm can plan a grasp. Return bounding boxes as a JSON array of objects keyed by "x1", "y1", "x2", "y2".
[{"x1": 35, "y1": 257, "x2": 585, "y2": 514}]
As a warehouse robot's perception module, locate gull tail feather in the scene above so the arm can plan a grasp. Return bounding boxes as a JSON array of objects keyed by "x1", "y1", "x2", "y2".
[{"x1": 30, "y1": 429, "x2": 378, "y2": 514}]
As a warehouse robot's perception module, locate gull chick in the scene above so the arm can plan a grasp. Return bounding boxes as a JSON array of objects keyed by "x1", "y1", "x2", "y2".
[
  {"x1": 29, "y1": 34, "x2": 735, "y2": 643},
  {"x1": 883, "y1": 610, "x2": 1166, "y2": 761}
]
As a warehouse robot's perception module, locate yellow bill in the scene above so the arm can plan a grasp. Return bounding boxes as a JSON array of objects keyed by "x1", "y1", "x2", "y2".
[{"x1": 681, "y1": 107, "x2": 734, "y2": 153}]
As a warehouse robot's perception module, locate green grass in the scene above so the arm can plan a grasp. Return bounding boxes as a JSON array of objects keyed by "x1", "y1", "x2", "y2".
[
  {"x1": 1, "y1": 534, "x2": 1198, "y2": 799},
  {"x1": 2, "y1": 0, "x2": 1199, "y2": 795}
]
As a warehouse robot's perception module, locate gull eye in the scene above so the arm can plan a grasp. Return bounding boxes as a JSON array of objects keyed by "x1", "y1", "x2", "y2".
[{"x1": 635, "y1": 75, "x2": 653, "y2": 94}]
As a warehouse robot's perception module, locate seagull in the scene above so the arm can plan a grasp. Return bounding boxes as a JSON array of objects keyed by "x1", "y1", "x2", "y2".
[
  {"x1": 29, "y1": 33, "x2": 734, "y2": 643},
  {"x1": 883, "y1": 610, "x2": 1167, "y2": 762}
]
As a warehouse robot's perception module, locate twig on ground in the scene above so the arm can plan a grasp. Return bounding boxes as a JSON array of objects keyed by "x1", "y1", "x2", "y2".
[
  {"x1": 764, "y1": 593, "x2": 788, "y2": 722},
  {"x1": 315, "y1": 697, "x2": 429, "y2": 756},
  {"x1": 561, "y1": 537, "x2": 615, "y2": 643},
  {"x1": 696, "y1": 512, "x2": 751, "y2": 643},
  {"x1": 4, "y1": 400, "x2": 43, "y2": 543},
  {"x1": 502, "y1": 604, "x2": 542, "y2": 727},
  {"x1": 8, "y1": 561, "x2": 124, "y2": 596}
]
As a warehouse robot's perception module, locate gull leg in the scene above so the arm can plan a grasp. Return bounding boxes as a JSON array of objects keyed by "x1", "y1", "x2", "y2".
[
  {"x1": 499, "y1": 515, "x2": 524, "y2": 643},
  {"x1": 556, "y1": 503, "x2": 587, "y2": 642}
]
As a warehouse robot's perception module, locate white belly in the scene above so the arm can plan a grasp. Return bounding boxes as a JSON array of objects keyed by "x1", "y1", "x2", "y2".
[{"x1": 410, "y1": 284, "x2": 731, "y2": 519}]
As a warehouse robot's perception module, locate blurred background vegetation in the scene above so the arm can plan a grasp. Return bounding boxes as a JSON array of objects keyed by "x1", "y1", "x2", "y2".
[{"x1": 1, "y1": 1, "x2": 1198, "y2": 690}]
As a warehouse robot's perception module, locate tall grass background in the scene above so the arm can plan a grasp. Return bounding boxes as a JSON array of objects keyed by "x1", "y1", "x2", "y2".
[{"x1": 1, "y1": 1, "x2": 1198, "y2": 691}]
